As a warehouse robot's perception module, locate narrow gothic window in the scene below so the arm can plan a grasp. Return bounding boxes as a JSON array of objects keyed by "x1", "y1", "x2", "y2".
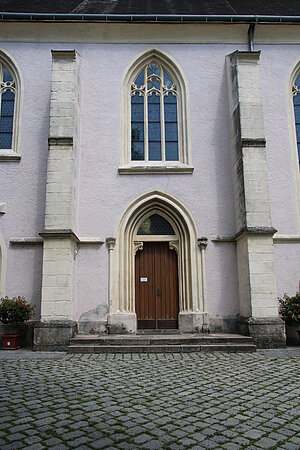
[
  {"x1": 131, "y1": 61, "x2": 179, "y2": 162},
  {"x1": 293, "y1": 72, "x2": 300, "y2": 166},
  {"x1": 0, "y1": 62, "x2": 15, "y2": 150}
]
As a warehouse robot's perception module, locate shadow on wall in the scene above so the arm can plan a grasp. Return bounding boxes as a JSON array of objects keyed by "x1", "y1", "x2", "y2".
[{"x1": 78, "y1": 304, "x2": 108, "y2": 334}]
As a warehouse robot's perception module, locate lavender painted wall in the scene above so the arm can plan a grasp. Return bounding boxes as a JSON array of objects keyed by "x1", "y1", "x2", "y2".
[
  {"x1": 260, "y1": 46, "x2": 300, "y2": 296},
  {"x1": 0, "y1": 39, "x2": 299, "y2": 322}
]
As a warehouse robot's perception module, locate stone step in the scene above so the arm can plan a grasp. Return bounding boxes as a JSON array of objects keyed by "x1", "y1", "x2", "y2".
[
  {"x1": 68, "y1": 343, "x2": 256, "y2": 354},
  {"x1": 68, "y1": 333, "x2": 256, "y2": 353},
  {"x1": 69, "y1": 333, "x2": 254, "y2": 347}
]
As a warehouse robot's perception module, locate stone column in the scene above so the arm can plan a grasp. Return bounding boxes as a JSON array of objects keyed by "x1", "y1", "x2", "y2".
[
  {"x1": 226, "y1": 51, "x2": 285, "y2": 348},
  {"x1": 34, "y1": 50, "x2": 79, "y2": 350}
]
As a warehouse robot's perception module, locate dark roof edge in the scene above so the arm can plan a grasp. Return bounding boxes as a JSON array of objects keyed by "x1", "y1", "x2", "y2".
[{"x1": 1, "y1": 12, "x2": 300, "y2": 24}]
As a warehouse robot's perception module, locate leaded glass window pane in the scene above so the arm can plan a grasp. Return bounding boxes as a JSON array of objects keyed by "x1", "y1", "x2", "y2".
[
  {"x1": 131, "y1": 92, "x2": 144, "y2": 160},
  {"x1": 147, "y1": 63, "x2": 160, "y2": 77},
  {"x1": 134, "y1": 70, "x2": 145, "y2": 88},
  {"x1": 148, "y1": 93, "x2": 161, "y2": 160},
  {"x1": 0, "y1": 64, "x2": 15, "y2": 149},
  {"x1": 163, "y1": 70, "x2": 173, "y2": 89},
  {"x1": 137, "y1": 214, "x2": 175, "y2": 235},
  {"x1": 164, "y1": 92, "x2": 178, "y2": 161}
]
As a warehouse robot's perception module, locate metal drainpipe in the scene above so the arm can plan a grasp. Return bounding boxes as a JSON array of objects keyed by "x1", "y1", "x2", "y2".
[{"x1": 248, "y1": 23, "x2": 255, "y2": 51}]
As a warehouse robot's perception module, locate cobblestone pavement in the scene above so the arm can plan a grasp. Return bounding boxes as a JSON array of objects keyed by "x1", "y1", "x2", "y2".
[{"x1": 1, "y1": 349, "x2": 300, "y2": 450}]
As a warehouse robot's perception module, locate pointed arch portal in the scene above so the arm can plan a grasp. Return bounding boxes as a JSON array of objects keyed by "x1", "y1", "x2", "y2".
[{"x1": 108, "y1": 190, "x2": 207, "y2": 333}]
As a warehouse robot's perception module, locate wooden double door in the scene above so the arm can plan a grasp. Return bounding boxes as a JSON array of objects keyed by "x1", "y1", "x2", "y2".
[{"x1": 135, "y1": 242, "x2": 179, "y2": 330}]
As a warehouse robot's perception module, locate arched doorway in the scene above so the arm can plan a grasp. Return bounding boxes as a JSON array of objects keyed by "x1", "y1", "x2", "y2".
[
  {"x1": 108, "y1": 190, "x2": 207, "y2": 334},
  {"x1": 134, "y1": 213, "x2": 179, "y2": 330}
]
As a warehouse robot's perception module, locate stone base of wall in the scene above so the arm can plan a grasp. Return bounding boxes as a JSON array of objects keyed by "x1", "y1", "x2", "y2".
[
  {"x1": 107, "y1": 313, "x2": 137, "y2": 334},
  {"x1": 0, "y1": 322, "x2": 36, "y2": 348},
  {"x1": 34, "y1": 320, "x2": 77, "y2": 351},
  {"x1": 209, "y1": 316, "x2": 238, "y2": 334},
  {"x1": 238, "y1": 317, "x2": 286, "y2": 348},
  {"x1": 178, "y1": 312, "x2": 209, "y2": 333}
]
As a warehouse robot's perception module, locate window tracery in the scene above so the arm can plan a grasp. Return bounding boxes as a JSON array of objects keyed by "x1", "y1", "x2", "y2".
[{"x1": 131, "y1": 61, "x2": 179, "y2": 162}]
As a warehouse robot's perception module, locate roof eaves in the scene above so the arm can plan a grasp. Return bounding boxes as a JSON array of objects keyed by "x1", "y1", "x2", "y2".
[{"x1": 1, "y1": 12, "x2": 300, "y2": 24}]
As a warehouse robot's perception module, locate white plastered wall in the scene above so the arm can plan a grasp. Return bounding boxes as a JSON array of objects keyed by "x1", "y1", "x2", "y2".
[{"x1": 0, "y1": 231, "x2": 7, "y2": 296}]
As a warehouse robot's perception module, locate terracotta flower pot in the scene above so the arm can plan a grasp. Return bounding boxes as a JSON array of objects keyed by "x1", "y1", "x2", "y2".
[
  {"x1": 1, "y1": 334, "x2": 20, "y2": 350},
  {"x1": 0, "y1": 322, "x2": 34, "y2": 348}
]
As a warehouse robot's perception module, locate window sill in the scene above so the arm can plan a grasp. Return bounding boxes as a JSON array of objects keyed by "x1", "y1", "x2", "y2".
[
  {"x1": 0, "y1": 150, "x2": 21, "y2": 161},
  {"x1": 118, "y1": 163, "x2": 194, "y2": 175}
]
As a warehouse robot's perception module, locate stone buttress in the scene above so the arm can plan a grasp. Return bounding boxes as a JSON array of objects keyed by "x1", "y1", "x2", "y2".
[
  {"x1": 34, "y1": 50, "x2": 79, "y2": 350},
  {"x1": 226, "y1": 51, "x2": 286, "y2": 348}
]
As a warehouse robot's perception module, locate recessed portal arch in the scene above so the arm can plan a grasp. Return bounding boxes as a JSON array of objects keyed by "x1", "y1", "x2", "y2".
[{"x1": 108, "y1": 190, "x2": 207, "y2": 333}]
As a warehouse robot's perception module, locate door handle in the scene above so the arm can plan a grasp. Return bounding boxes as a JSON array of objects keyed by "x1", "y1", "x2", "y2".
[{"x1": 157, "y1": 288, "x2": 161, "y2": 298}]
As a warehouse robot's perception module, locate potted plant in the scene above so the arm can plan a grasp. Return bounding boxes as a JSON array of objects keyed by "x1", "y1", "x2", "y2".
[
  {"x1": 278, "y1": 292, "x2": 300, "y2": 345},
  {"x1": 0, "y1": 296, "x2": 35, "y2": 349}
]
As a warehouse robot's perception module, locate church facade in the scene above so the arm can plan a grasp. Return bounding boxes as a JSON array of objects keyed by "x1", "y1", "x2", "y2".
[{"x1": 0, "y1": 2, "x2": 300, "y2": 349}]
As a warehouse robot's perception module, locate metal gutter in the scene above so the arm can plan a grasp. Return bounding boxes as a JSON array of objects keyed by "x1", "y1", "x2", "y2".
[{"x1": 0, "y1": 12, "x2": 300, "y2": 23}]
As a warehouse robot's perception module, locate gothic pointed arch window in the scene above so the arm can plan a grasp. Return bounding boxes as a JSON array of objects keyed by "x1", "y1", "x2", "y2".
[
  {"x1": 0, "y1": 50, "x2": 22, "y2": 160},
  {"x1": 119, "y1": 49, "x2": 193, "y2": 174}
]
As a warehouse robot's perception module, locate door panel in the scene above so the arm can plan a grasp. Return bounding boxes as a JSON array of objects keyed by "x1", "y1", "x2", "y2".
[{"x1": 135, "y1": 242, "x2": 179, "y2": 329}]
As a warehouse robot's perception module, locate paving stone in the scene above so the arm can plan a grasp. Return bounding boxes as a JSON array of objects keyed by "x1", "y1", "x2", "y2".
[
  {"x1": 2, "y1": 441, "x2": 24, "y2": 449},
  {"x1": 63, "y1": 429, "x2": 84, "y2": 440},
  {"x1": 223, "y1": 443, "x2": 242, "y2": 450},
  {"x1": 91, "y1": 437, "x2": 114, "y2": 448},
  {"x1": 68, "y1": 436, "x2": 92, "y2": 446},
  {"x1": 133, "y1": 433, "x2": 152, "y2": 444},
  {"x1": 48, "y1": 445, "x2": 69, "y2": 450},
  {"x1": 24, "y1": 435, "x2": 43, "y2": 445},
  {"x1": 244, "y1": 429, "x2": 265, "y2": 439},
  {"x1": 178, "y1": 437, "x2": 197, "y2": 446},
  {"x1": 44, "y1": 438, "x2": 63, "y2": 446},
  {"x1": 7, "y1": 432, "x2": 26, "y2": 441},
  {"x1": 22, "y1": 444, "x2": 44, "y2": 450},
  {"x1": 281, "y1": 444, "x2": 300, "y2": 450},
  {"x1": 255, "y1": 437, "x2": 278, "y2": 448}
]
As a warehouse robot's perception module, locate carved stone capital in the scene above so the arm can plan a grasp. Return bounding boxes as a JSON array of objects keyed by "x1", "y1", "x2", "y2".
[
  {"x1": 198, "y1": 237, "x2": 208, "y2": 249},
  {"x1": 169, "y1": 240, "x2": 179, "y2": 254},
  {"x1": 134, "y1": 241, "x2": 143, "y2": 255},
  {"x1": 106, "y1": 237, "x2": 116, "y2": 251}
]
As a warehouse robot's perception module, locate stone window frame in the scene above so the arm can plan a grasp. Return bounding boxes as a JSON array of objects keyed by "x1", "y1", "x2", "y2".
[
  {"x1": 0, "y1": 49, "x2": 23, "y2": 161},
  {"x1": 290, "y1": 62, "x2": 300, "y2": 232},
  {"x1": 119, "y1": 48, "x2": 193, "y2": 174}
]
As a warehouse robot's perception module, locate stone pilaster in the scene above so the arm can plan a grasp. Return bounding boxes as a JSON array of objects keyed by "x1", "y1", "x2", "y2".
[
  {"x1": 36, "y1": 50, "x2": 79, "y2": 349},
  {"x1": 226, "y1": 51, "x2": 285, "y2": 348}
]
